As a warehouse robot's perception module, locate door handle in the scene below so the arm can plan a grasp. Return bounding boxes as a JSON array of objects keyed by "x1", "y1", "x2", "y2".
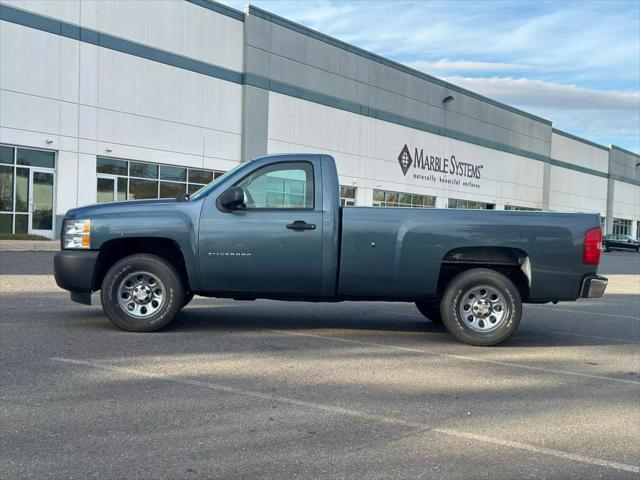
[{"x1": 286, "y1": 220, "x2": 316, "y2": 231}]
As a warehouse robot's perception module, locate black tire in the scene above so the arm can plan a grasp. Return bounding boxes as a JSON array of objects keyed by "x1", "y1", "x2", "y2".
[
  {"x1": 415, "y1": 300, "x2": 443, "y2": 324},
  {"x1": 183, "y1": 291, "x2": 195, "y2": 308},
  {"x1": 604, "y1": 245, "x2": 610, "y2": 252},
  {"x1": 440, "y1": 268, "x2": 521, "y2": 346},
  {"x1": 100, "y1": 254, "x2": 184, "y2": 332}
]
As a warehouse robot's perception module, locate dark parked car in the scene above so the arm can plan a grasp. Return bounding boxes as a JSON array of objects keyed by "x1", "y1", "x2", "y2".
[
  {"x1": 603, "y1": 234, "x2": 640, "y2": 252},
  {"x1": 54, "y1": 154, "x2": 607, "y2": 346}
]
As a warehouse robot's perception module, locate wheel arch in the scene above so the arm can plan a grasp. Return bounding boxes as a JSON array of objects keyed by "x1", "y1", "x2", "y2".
[
  {"x1": 437, "y1": 246, "x2": 530, "y2": 301},
  {"x1": 93, "y1": 237, "x2": 191, "y2": 293}
]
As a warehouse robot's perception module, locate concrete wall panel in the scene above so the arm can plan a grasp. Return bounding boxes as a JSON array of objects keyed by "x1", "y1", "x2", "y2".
[
  {"x1": 548, "y1": 166, "x2": 607, "y2": 214},
  {"x1": 551, "y1": 132, "x2": 609, "y2": 172}
]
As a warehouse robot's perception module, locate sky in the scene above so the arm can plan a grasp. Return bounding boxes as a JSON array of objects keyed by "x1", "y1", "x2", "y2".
[{"x1": 221, "y1": 0, "x2": 640, "y2": 153}]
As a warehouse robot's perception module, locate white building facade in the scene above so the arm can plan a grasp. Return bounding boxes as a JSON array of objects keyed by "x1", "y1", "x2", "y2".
[{"x1": 0, "y1": 0, "x2": 638, "y2": 239}]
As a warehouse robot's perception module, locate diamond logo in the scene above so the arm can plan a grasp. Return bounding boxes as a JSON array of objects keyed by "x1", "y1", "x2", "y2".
[{"x1": 398, "y1": 144, "x2": 412, "y2": 176}]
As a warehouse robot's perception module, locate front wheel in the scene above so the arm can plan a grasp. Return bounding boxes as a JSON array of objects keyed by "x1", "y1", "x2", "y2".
[
  {"x1": 100, "y1": 254, "x2": 184, "y2": 332},
  {"x1": 440, "y1": 268, "x2": 521, "y2": 346}
]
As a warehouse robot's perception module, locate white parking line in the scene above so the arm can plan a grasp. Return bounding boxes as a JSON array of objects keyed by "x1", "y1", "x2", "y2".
[
  {"x1": 267, "y1": 329, "x2": 640, "y2": 386},
  {"x1": 50, "y1": 357, "x2": 639, "y2": 474}
]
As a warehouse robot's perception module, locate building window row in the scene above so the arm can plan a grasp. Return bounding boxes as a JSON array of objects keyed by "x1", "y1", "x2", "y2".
[
  {"x1": 373, "y1": 189, "x2": 436, "y2": 208},
  {"x1": 96, "y1": 157, "x2": 224, "y2": 203},
  {"x1": 0, "y1": 145, "x2": 55, "y2": 235},
  {"x1": 612, "y1": 218, "x2": 632, "y2": 236}
]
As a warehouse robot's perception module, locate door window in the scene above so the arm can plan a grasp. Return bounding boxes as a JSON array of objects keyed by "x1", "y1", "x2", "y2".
[
  {"x1": 31, "y1": 171, "x2": 54, "y2": 230},
  {"x1": 236, "y1": 162, "x2": 314, "y2": 209},
  {"x1": 97, "y1": 177, "x2": 116, "y2": 203}
]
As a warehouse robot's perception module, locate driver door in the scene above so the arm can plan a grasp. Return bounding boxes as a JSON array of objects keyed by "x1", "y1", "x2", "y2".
[{"x1": 198, "y1": 160, "x2": 323, "y2": 295}]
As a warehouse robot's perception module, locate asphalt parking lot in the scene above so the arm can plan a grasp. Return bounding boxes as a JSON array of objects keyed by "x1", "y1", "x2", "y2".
[{"x1": 1, "y1": 251, "x2": 639, "y2": 479}]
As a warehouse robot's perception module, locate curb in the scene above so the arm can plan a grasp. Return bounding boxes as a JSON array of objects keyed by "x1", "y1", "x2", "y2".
[{"x1": 0, "y1": 240, "x2": 60, "y2": 252}]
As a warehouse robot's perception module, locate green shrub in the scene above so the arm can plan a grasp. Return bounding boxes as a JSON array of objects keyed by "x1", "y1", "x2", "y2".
[{"x1": 0, "y1": 233, "x2": 51, "y2": 241}]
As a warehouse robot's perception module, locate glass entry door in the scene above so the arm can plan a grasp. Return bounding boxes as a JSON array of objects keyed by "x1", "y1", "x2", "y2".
[
  {"x1": 29, "y1": 168, "x2": 54, "y2": 237},
  {"x1": 97, "y1": 174, "x2": 127, "y2": 203},
  {"x1": 97, "y1": 175, "x2": 117, "y2": 203}
]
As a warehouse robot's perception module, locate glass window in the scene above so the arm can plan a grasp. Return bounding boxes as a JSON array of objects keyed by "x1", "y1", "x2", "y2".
[
  {"x1": 15, "y1": 168, "x2": 29, "y2": 212},
  {"x1": 384, "y1": 191, "x2": 398, "y2": 206},
  {"x1": 188, "y1": 169, "x2": 213, "y2": 184},
  {"x1": 372, "y1": 190, "x2": 385, "y2": 205},
  {"x1": 237, "y1": 162, "x2": 314, "y2": 209},
  {"x1": 130, "y1": 161, "x2": 158, "y2": 179},
  {"x1": 14, "y1": 214, "x2": 28, "y2": 234},
  {"x1": 129, "y1": 178, "x2": 158, "y2": 200},
  {"x1": 31, "y1": 171, "x2": 53, "y2": 230},
  {"x1": 449, "y1": 198, "x2": 494, "y2": 209},
  {"x1": 97, "y1": 157, "x2": 127, "y2": 176},
  {"x1": 97, "y1": 158, "x2": 219, "y2": 203},
  {"x1": 97, "y1": 177, "x2": 115, "y2": 204},
  {"x1": 0, "y1": 165, "x2": 13, "y2": 211},
  {"x1": 0, "y1": 213, "x2": 11, "y2": 234},
  {"x1": 160, "y1": 181, "x2": 186, "y2": 198},
  {"x1": 340, "y1": 186, "x2": 356, "y2": 206},
  {"x1": 612, "y1": 218, "x2": 631, "y2": 235},
  {"x1": 398, "y1": 193, "x2": 411, "y2": 206},
  {"x1": 117, "y1": 178, "x2": 127, "y2": 201},
  {"x1": 505, "y1": 205, "x2": 541, "y2": 211},
  {"x1": 0, "y1": 146, "x2": 14, "y2": 165},
  {"x1": 188, "y1": 184, "x2": 203, "y2": 195},
  {"x1": 16, "y1": 148, "x2": 55, "y2": 169},
  {"x1": 160, "y1": 165, "x2": 187, "y2": 182},
  {"x1": 373, "y1": 189, "x2": 435, "y2": 208}
]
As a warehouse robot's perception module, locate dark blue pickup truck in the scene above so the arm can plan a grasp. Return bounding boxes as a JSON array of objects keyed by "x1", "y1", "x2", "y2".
[{"x1": 54, "y1": 154, "x2": 607, "y2": 345}]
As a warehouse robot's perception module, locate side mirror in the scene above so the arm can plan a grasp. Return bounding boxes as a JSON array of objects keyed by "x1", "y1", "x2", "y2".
[{"x1": 218, "y1": 186, "x2": 244, "y2": 211}]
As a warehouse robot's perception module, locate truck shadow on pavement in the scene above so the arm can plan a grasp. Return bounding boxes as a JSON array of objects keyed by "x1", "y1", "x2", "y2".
[{"x1": 142, "y1": 298, "x2": 636, "y2": 349}]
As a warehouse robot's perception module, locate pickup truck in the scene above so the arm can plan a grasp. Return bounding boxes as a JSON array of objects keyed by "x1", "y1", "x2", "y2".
[{"x1": 54, "y1": 154, "x2": 607, "y2": 346}]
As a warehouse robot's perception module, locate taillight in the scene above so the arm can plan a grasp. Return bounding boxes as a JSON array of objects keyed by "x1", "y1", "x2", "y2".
[{"x1": 583, "y1": 227, "x2": 602, "y2": 265}]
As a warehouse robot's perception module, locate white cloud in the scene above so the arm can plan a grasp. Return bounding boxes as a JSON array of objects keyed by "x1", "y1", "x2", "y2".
[
  {"x1": 441, "y1": 77, "x2": 640, "y2": 110},
  {"x1": 440, "y1": 76, "x2": 640, "y2": 150}
]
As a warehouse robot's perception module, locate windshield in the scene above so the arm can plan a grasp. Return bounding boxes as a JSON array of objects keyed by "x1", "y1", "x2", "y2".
[{"x1": 188, "y1": 161, "x2": 254, "y2": 201}]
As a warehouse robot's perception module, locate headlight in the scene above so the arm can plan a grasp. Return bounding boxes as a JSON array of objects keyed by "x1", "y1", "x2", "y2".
[{"x1": 64, "y1": 219, "x2": 91, "y2": 249}]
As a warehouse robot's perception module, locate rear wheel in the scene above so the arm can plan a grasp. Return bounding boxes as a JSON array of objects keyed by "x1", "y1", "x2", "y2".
[
  {"x1": 100, "y1": 254, "x2": 184, "y2": 332},
  {"x1": 440, "y1": 268, "x2": 521, "y2": 346},
  {"x1": 415, "y1": 300, "x2": 443, "y2": 324}
]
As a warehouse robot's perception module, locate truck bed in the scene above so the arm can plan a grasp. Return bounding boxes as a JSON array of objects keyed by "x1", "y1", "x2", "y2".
[{"x1": 338, "y1": 208, "x2": 601, "y2": 301}]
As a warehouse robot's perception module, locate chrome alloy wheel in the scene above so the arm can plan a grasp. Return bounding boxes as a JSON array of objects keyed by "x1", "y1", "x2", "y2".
[
  {"x1": 117, "y1": 271, "x2": 166, "y2": 318},
  {"x1": 458, "y1": 285, "x2": 508, "y2": 333}
]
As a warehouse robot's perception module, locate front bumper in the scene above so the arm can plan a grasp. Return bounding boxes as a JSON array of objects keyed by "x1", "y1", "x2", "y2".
[
  {"x1": 54, "y1": 250, "x2": 99, "y2": 304},
  {"x1": 580, "y1": 274, "x2": 608, "y2": 298}
]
